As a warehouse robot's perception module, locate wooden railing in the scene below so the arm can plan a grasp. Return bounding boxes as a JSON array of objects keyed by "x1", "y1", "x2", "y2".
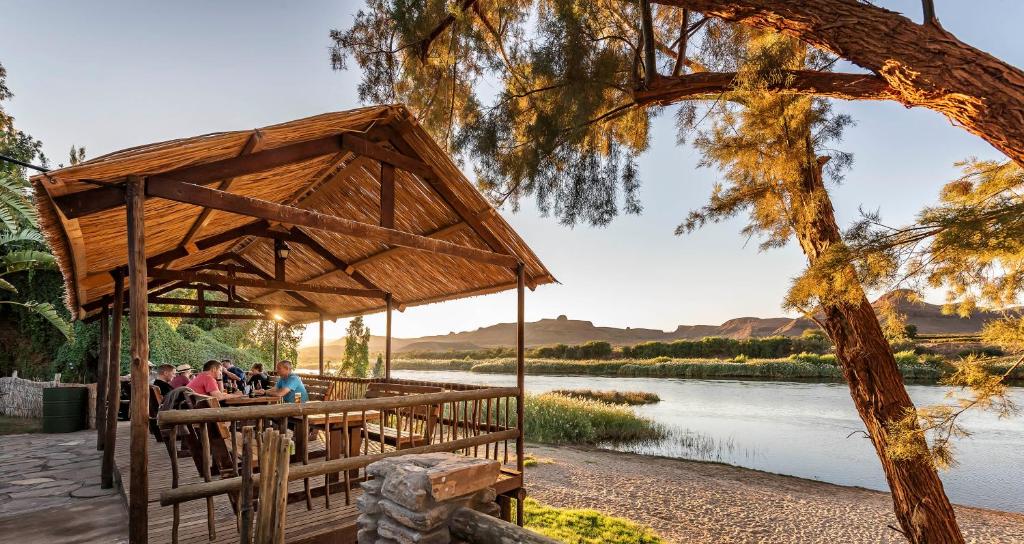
[{"x1": 154, "y1": 384, "x2": 522, "y2": 542}]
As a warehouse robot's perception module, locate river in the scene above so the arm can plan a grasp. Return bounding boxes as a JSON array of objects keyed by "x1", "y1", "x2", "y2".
[{"x1": 393, "y1": 369, "x2": 1024, "y2": 512}]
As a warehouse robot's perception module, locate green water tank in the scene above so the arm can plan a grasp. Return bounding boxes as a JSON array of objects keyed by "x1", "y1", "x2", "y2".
[{"x1": 42, "y1": 387, "x2": 87, "y2": 433}]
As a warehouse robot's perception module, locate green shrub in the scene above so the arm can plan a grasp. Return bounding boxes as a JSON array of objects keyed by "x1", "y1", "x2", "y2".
[
  {"x1": 523, "y1": 498, "x2": 663, "y2": 544},
  {"x1": 176, "y1": 323, "x2": 203, "y2": 342}
]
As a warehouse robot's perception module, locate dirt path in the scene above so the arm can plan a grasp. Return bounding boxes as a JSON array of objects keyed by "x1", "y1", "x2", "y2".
[{"x1": 525, "y1": 444, "x2": 1024, "y2": 544}]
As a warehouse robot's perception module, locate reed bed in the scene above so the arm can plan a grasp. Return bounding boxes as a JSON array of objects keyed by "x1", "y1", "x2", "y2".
[
  {"x1": 393, "y1": 352, "x2": 949, "y2": 382},
  {"x1": 549, "y1": 389, "x2": 660, "y2": 405},
  {"x1": 523, "y1": 394, "x2": 664, "y2": 444}
]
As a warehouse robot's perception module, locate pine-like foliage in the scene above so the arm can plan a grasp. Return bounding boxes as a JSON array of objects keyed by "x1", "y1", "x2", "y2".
[{"x1": 342, "y1": 316, "x2": 371, "y2": 377}]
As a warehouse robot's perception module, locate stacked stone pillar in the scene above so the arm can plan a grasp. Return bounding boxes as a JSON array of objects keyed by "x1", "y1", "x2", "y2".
[{"x1": 356, "y1": 453, "x2": 501, "y2": 544}]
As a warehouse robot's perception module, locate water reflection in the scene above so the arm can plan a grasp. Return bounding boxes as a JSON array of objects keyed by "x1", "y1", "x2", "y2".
[{"x1": 394, "y1": 369, "x2": 1024, "y2": 512}]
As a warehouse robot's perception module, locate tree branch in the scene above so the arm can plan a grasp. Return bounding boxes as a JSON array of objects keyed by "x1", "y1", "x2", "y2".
[
  {"x1": 651, "y1": 0, "x2": 1024, "y2": 168},
  {"x1": 419, "y1": 0, "x2": 478, "y2": 61},
  {"x1": 633, "y1": 70, "x2": 898, "y2": 106}
]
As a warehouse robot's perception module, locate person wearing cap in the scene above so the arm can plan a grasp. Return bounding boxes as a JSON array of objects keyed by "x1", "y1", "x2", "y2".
[
  {"x1": 221, "y1": 359, "x2": 244, "y2": 391},
  {"x1": 153, "y1": 364, "x2": 175, "y2": 396},
  {"x1": 170, "y1": 364, "x2": 193, "y2": 389}
]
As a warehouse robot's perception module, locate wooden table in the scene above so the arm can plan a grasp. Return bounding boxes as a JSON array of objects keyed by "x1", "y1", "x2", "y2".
[
  {"x1": 220, "y1": 396, "x2": 282, "y2": 407},
  {"x1": 292, "y1": 410, "x2": 380, "y2": 482}
]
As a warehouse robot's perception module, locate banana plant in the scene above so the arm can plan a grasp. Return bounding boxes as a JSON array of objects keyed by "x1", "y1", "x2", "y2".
[{"x1": 0, "y1": 174, "x2": 73, "y2": 341}]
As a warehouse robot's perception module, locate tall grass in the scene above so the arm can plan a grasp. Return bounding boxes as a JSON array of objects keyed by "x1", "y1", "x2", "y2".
[
  {"x1": 549, "y1": 389, "x2": 660, "y2": 405},
  {"x1": 523, "y1": 498, "x2": 664, "y2": 544},
  {"x1": 523, "y1": 394, "x2": 664, "y2": 444}
]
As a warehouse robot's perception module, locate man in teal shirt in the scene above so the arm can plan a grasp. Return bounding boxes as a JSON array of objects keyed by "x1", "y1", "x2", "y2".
[{"x1": 262, "y1": 360, "x2": 308, "y2": 403}]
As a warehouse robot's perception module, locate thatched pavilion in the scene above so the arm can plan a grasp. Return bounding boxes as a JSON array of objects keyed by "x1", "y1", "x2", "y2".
[{"x1": 30, "y1": 104, "x2": 554, "y2": 543}]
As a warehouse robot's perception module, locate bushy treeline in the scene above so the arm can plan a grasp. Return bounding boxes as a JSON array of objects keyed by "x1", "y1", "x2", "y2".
[
  {"x1": 396, "y1": 334, "x2": 831, "y2": 363},
  {"x1": 620, "y1": 335, "x2": 831, "y2": 359}
]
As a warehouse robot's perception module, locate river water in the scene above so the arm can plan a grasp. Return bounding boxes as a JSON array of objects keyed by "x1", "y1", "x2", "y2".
[{"x1": 393, "y1": 369, "x2": 1024, "y2": 512}]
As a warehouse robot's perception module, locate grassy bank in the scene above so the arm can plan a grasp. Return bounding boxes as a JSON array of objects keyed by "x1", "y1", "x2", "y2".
[
  {"x1": 523, "y1": 498, "x2": 663, "y2": 544},
  {"x1": 524, "y1": 393, "x2": 664, "y2": 444},
  {"x1": 392, "y1": 351, "x2": 953, "y2": 382}
]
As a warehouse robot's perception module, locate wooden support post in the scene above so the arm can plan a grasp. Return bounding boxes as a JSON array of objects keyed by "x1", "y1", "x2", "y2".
[
  {"x1": 95, "y1": 306, "x2": 109, "y2": 450},
  {"x1": 515, "y1": 262, "x2": 525, "y2": 526},
  {"x1": 516, "y1": 262, "x2": 524, "y2": 475},
  {"x1": 380, "y1": 163, "x2": 395, "y2": 229},
  {"x1": 102, "y1": 273, "x2": 123, "y2": 489},
  {"x1": 318, "y1": 315, "x2": 325, "y2": 376},
  {"x1": 197, "y1": 286, "x2": 206, "y2": 317},
  {"x1": 126, "y1": 176, "x2": 150, "y2": 543},
  {"x1": 385, "y1": 293, "x2": 393, "y2": 380}
]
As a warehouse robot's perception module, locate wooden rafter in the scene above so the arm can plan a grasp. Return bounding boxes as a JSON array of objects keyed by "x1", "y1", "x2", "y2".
[
  {"x1": 53, "y1": 134, "x2": 347, "y2": 219},
  {"x1": 145, "y1": 177, "x2": 519, "y2": 268},
  {"x1": 246, "y1": 218, "x2": 475, "y2": 303},
  {"x1": 376, "y1": 123, "x2": 515, "y2": 260},
  {"x1": 167, "y1": 129, "x2": 265, "y2": 267}
]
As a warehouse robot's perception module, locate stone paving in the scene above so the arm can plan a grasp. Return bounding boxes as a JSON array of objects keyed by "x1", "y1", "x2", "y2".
[{"x1": 0, "y1": 429, "x2": 128, "y2": 543}]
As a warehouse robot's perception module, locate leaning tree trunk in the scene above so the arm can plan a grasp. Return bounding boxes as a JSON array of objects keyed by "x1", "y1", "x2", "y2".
[
  {"x1": 655, "y1": 0, "x2": 1024, "y2": 169},
  {"x1": 788, "y1": 156, "x2": 964, "y2": 543}
]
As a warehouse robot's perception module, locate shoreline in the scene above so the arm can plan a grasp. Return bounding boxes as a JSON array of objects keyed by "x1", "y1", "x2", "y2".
[{"x1": 525, "y1": 443, "x2": 1024, "y2": 543}]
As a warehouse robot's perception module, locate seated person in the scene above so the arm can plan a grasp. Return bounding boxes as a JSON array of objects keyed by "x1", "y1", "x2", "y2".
[
  {"x1": 257, "y1": 360, "x2": 307, "y2": 403},
  {"x1": 221, "y1": 359, "x2": 244, "y2": 391},
  {"x1": 152, "y1": 364, "x2": 175, "y2": 396},
  {"x1": 246, "y1": 363, "x2": 270, "y2": 391},
  {"x1": 169, "y1": 364, "x2": 192, "y2": 388},
  {"x1": 187, "y1": 360, "x2": 242, "y2": 400}
]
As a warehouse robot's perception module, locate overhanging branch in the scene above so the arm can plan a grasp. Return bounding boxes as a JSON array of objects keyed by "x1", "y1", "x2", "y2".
[{"x1": 633, "y1": 70, "x2": 898, "y2": 106}]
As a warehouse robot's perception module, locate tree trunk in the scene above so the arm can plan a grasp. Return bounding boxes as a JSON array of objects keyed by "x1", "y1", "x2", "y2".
[
  {"x1": 654, "y1": 0, "x2": 1024, "y2": 169},
  {"x1": 789, "y1": 156, "x2": 963, "y2": 543}
]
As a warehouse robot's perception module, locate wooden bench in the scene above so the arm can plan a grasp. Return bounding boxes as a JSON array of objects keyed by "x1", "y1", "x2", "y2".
[{"x1": 363, "y1": 383, "x2": 444, "y2": 449}]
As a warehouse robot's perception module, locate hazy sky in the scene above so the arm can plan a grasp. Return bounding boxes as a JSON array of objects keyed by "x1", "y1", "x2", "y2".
[{"x1": 1, "y1": 1, "x2": 1020, "y2": 345}]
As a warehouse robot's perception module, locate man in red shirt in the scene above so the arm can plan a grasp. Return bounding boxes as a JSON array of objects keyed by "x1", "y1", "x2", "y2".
[{"x1": 188, "y1": 360, "x2": 242, "y2": 400}]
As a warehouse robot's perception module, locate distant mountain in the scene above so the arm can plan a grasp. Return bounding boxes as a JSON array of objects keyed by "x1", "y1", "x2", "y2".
[{"x1": 297, "y1": 293, "x2": 1002, "y2": 364}]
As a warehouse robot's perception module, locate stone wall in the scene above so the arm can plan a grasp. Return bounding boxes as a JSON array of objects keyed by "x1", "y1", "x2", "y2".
[
  {"x1": 0, "y1": 374, "x2": 96, "y2": 428},
  {"x1": 356, "y1": 453, "x2": 502, "y2": 544}
]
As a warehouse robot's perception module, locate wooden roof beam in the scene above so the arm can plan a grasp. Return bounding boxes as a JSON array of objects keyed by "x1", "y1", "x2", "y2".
[
  {"x1": 52, "y1": 134, "x2": 348, "y2": 219},
  {"x1": 375, "y1": 123, "x2": 515, "y2": 261},
  {"x1": 150, "y1": 296, "x2": 319, "y2": 314},
  {"x1": 166, "y1": 130, "x2": 265, "y2": 267},
  {"x1": 245, "y1": 219, "x2": 473, "y2": 303},
  {"x1": 224, "y1": 252, "x2": 329, "y2": 312},
  {"x1": 146, "y1": 177, "x2": 520, "y2": 269},
  {"x1": 148, "y1": 268, "x2": 386, "y2": 299}
]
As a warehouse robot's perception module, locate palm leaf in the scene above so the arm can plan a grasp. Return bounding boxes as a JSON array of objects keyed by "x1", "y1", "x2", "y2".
[
  {"x1": 0, "y1": 277, "x2": 16, "y2": 292},
  {"x1": 0, "y1": 228, "x2": 45, "y2": 247},
  {"x1": 0, "y1": 176, "x2": 38, "y2": 228},
  {"x1": 21, "y1": 301, "x2": 74, "y2": 341},
  {"x1": 1, "y1": 249, "x2": 57, "y2": 273}
]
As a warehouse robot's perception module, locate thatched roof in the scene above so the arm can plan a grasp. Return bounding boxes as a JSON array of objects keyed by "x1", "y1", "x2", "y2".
[{"x1": 31, "y1": 105, "x2": 554, "y2": 322}]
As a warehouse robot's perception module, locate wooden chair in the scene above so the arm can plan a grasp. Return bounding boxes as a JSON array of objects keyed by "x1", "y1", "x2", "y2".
[
  {"x1": 148, "y1": 385, "x2": 164, "y2": 442},
  {"x1": 363, "y1": 383, "x2": 444, "y2": 449}
]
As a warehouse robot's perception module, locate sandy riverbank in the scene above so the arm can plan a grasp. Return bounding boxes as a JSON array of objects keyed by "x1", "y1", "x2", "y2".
[{"x1": 525, "y1": 444, "x2": 1024, "y2": 544}]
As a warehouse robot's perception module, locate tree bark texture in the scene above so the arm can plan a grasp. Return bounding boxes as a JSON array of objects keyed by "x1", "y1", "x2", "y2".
[
  {"x1": 789, "y1": 157, "x2": 964, "y2": 544},
  {"x1": 653, "y1": 0, "x2": 1024, "y2": 168}
]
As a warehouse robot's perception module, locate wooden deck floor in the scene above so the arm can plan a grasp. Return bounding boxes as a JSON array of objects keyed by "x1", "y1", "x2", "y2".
[{"x1": 114, "y1": 422, "x2": 361, "y2": 544}]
